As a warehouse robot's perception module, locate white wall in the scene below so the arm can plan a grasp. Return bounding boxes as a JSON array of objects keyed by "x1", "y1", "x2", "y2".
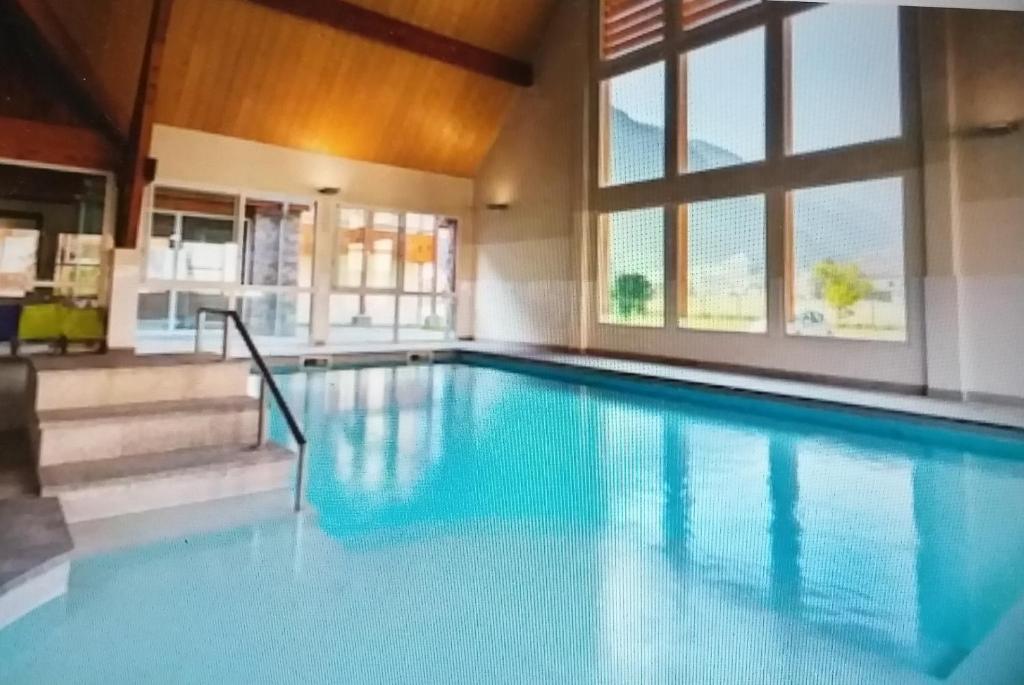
[{"x1": 472, "y1": 0, "x2": 589, "y2": 349}]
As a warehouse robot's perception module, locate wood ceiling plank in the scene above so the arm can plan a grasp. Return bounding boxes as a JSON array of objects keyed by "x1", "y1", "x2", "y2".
[
  {"x1": 245, "y1": 0, "x2": 534, "y2": 86},
  {"x1": 155, "y1": 0, "x2": 551, "y2": 177}
]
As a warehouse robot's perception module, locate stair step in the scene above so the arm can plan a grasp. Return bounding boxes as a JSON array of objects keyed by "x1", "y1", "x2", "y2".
[
  {"x1": 38, "y1": 396, "x2": 262, "y2": 466},
  {"x1": 40, "y1": 444, "x2": 296, "y2": 523},
  {"x1": 0, "y1": 466, "x2": 37, "y2": 500},
  {"x1": 0, "y1": 497, "x2": 71, "y2": 630},
  {"x1": 33, "y1": 353, "x2": 251, "y2": 411}
]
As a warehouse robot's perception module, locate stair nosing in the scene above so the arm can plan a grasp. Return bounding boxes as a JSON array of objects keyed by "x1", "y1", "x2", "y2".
[
  {"x1": 38, "y1": 396, "x2": 260, "y2": 425},
  {"x1": 40, "y1": 444, "x2": 294, "y2": 493}
]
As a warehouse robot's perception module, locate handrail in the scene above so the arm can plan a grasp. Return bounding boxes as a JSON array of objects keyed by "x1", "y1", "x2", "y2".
[{"x1": 194, "y1": 307, "x2": 308, "y2": 513}]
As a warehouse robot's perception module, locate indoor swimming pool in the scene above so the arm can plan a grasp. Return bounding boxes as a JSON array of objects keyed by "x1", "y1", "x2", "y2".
[{"x1": 2, "y1": 359, "x2": 1024, "y2": 683}]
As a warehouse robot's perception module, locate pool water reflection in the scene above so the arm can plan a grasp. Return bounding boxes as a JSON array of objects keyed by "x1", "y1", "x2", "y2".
[{"x1": 2, "y1": 362, "x2": 1024, "y2": 684}]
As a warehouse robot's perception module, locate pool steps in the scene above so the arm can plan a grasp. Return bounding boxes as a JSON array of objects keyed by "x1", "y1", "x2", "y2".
[
  {"x1": 0, "y1": 353, "x2": 298, "y2": 630},
  {"x1": 37, "y1": 396, "x2": 261, "y2": 467},
  {"x1": 28, "y1": 354, "x2": 295, "y2": 524},
  {"x1": 40, "y1": 443, "x2": 294, "y2": 523}
]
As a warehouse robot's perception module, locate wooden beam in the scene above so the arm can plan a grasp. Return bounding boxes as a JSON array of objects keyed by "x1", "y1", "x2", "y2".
[
  {"x1": 4, "y1": 0, "x2": 125, "y2": 146},
  {"x1": 246, "y1": 0, "x2": 534, "y2": 87},
  {"x1": 0, "y1": 116, "x2": 118, "y2": 170},
  {"x1": 116, "y1": 0, "x2": 174, "y2": 249}
]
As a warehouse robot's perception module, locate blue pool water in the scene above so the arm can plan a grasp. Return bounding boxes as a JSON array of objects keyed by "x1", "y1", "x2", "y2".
[{"x1": 3, "y1": 361, "x2": 1024, "y2": 683}]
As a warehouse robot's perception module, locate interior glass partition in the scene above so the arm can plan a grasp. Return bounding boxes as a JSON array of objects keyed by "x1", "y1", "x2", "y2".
[{"x1": 139, "y1": 189, "x2": 458, "y2": 353}]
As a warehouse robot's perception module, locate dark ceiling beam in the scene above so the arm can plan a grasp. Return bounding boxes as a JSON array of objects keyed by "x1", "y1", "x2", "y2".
[
  {"x1": 246, "y1": 0, "x2": 534, "y2": 87},
  {"x1": 116, "y1": 0, "x2": 174, "y2": 249},
  {"x1": 4, "y1": 0, "x2": 126, "y2": 146},
  {"x1": 0, "y1": 116, "x2": 118, "y2": 171}
]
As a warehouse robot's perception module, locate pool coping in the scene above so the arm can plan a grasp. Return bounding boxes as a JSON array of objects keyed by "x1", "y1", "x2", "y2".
[{"x1": 267, "y1": 345, "x2": 1024, "y2": 436}]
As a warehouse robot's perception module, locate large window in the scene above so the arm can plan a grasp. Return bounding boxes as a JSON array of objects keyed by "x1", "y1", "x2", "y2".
[
  {"x1": 680, "y1": 195, "x2": 766, "y2": 333},
  {"x1": 594, "y1": 2, "x2": 915, "y2": 348},
  {"x1": 600, "y1": 62, "x2": 666, "y2": 187},
  {"x1": 786, "y1": 178, "x2": 906, "y2": 341},
  {"x1": 599, "y1": 208, "x2": 665, "y2": 327},
  {"x1": 681, "y1": 27, "x2": 765, "y2": 173},
  {"x1": 787, "y1": 3, "x2": 902, "y2": 154},
  {"x1": 328, "y1": 207, "x2": 458, "y2": 345}
]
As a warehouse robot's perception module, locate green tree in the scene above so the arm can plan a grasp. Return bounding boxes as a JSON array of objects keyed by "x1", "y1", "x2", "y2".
[
  {"x1": 813, "y1": 259, "x2": 874, "y2": 319},
  {"x1": 612, "y1": 273, "x2": 654, "y2": 319}
]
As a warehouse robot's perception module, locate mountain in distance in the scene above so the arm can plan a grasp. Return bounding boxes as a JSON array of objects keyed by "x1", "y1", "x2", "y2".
[{"x1": 610, "y1": 107, "x2": 904, "y2": 280}]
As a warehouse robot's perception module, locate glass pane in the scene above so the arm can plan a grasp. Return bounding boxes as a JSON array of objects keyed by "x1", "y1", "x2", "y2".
[
  {"x1": 334, "y1": 208, "x2": 366, "y2": 289},
  {"x1": 137, "y1": 289, "x2": 229, "y2": 332},
  {"x1": 171, "y1": 290, "x2": 231, "y2": 329},
  {"x1": 601, "y1": 62, "x2": 665, "y2": 187},
  {"x1": 239, "y1": 291, "x2": 311, "y2": 341},
  {"x1": 788, "y1": 4, "x2": 902, "y2": 154},
  {"x1": 147, "y1": 213, "x2": 176, "y2": 280},
  {"x1": 137, "y1": 290, "x2": 171, "y2": 331},
  {"x1": 296, "y1": 207, "x2": 316, "y2": 289},
  {"x1": 681, "y1": 195, "x2": 767, "y2": 333},
  {"x1": 178, "y1": 216, "x2": 238, "y2": 282},
  {"x1": 367, "y1": 212, "x2": 398, "y2": 289},
  {"x1": 328, "y1": 293, "x2": 396, "y2": 344},
  {"x1": 599, "y1": 207, "x2": 664, "y2": 327},
  {"x1": 398, "y1": 295, "x2": 451, "y2": 342},
  {"x1": 403, "y1": 213, "x2": 436, "y2": 293},
  {"x1": 435, "y1": 219, "x2": 456, "y2": 294},
  {"x1": 787, "y1": 177, "x2": 906, "y2": 341},
  {"x1": 0, "y1": 228, "x2": 39, "y2": 297},
  {"x1": 242, "y1": 201, "x2": 314, "y2": 289},
  {"x1": 54, "y1": 234, "x2": 103, "y2": 296},
  {"x1": 683, "y1": 28, "x2": 765, "y2": 173}
]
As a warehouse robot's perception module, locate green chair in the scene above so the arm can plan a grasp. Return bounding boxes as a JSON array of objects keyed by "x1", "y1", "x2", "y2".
[
  {"x1": 18, "y1": 303, "x2": 63, "y2": 346},
  {"x1": 61, "y1": 304, "x2": 107, "y2": 352},
  {"x1": 17, "y1": 301, "x2": 107, "y2": 354}
]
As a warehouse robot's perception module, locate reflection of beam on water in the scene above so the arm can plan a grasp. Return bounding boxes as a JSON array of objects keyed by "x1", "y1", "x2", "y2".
[
  {"x1": 768, "y1": 436, "x2": 802, "y2": 613},
  {"x1": 662, "y1": 414, "x2": 690, "y2": 567},
  {"x1": 913, "y1": 450, "x2": 968, "y2": 660},
  {"x1": 291, "y1": 513, "x2": 307, "y2": 578}
]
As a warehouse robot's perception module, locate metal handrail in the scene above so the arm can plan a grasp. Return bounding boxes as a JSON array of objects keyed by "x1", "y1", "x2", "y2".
[{"x1": 194, "y1": 307, "x2": 308, "y2": 512}]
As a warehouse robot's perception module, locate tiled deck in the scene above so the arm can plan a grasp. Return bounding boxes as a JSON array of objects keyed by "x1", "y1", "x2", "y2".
[{"x1": 460, "y1": 343, "x2": 1024, "y2": 432}]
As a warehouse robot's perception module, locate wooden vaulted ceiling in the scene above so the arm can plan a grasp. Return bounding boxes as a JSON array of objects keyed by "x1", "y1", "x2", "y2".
[{"x1": 17, "y1": 0, "x2": 556, "y2": 178}]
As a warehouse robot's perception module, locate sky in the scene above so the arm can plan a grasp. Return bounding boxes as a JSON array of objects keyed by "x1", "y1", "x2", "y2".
[{"x1": 609, "y1": 3, "x2": 902, "y2": 155}]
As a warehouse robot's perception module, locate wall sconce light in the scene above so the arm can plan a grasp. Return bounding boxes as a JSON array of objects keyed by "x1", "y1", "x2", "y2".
[
  {"x1": 485, "y1": 203, "x2": 510, "y2": 211},
  {"x1": 957, "y1": 120, "x2": 1022, "y2": 139}
]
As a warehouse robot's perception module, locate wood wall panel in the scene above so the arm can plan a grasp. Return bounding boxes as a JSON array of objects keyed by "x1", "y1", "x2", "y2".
[{"x1": 155, "y1": 0, "x2": 552, "y2": 177}]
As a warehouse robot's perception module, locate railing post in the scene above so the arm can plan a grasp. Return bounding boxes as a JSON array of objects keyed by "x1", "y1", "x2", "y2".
[
  {"x1": 221, "y1": 314, "x2": 230, "y2": 360},
  {"x1": 293, "y1": 443, "x2": 306, "y2": 513},
  {"x1": 195, "y1": 310, "x2": 205, "y2": 353},
  {"x1": 256, "y1": 377, "x2": 266, "y2": 448}
]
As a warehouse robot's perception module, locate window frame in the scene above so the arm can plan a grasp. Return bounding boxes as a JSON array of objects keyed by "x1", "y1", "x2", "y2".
[{"x1": 589, "y1": 1, "x2": 923, "y2": 351}]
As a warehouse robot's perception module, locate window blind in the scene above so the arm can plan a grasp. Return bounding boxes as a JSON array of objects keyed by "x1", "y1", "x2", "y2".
[{"x1": 602, "y1": 0, "x2": 665, "y2": 60}]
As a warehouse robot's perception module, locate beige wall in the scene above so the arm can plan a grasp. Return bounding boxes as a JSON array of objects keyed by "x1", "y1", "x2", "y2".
[
  {"x1": 937, "y1": 9, "x2": 1024, "y2": 400},
  {"x1": 472, "y1": 0, "x2": 588, "y2": 348}
]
